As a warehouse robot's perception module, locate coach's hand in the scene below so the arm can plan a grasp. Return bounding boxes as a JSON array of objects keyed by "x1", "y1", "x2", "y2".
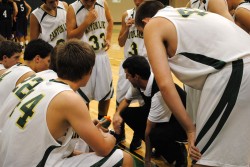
[{"x1": 113, "y1": 112, "x2": 123, "y2": 134}]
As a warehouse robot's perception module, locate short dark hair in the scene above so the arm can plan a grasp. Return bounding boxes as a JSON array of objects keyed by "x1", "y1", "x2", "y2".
[
  {"x1": 24, "y1": 39, "x2": 53, "y2": 61},
  {"x1": 0, "y1": 41, "x2": 22, "y2": 60},
  {"x1": 135, "y1": 0, "x2": 164, "y2": 28},
  {"x1": 122, "y1": 55, "x2": 150, "y2": 80},
  {"x1": 56, "y1": 39, "x2": 96, "y2": 82}
]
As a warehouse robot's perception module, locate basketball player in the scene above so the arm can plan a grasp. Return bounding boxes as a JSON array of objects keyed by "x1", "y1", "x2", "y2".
[
  {"x1": 187, "y1": 0, "x2": 233, "y2": 21},
  {"x1": 116, "y1": 0, "x2": 146, "y2": 151},
  {"x1": 14, "y1": 0, "x2": 31, "y2": 48},
  {"x1": 0, "y1": 39, "x2": 133, "y2": 167},
  {"x1": 0, "y1": 0, "x2": 17, "y2": 40},
  {"x1": 67, "y1": 0, "x2": 114, "y2": 120},
  {"x1": 0, "y1": 40, "x2": 21, "y2": 74},
  {"x1": 0, "y1": 39, "x2": 52, "y2": 107},
  {"x1": 135, "y1": 1, "x2": 250, "y2": 166},
  {"x1": 30, "y1": 0, "x2": 68, "y2": 47},
  {"x1": 0, "y1": 44, "x2": 58, "y2": 131}
]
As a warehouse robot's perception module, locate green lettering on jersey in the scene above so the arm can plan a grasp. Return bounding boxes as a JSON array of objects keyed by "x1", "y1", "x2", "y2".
[
  {"x1": 16, "y1": 94, "x2": 44, "y2": 129},
  {"x1": 177, "y1": 9, "x2": 207, "y2": 18},
  {"x1": 89, "y1": 33, "x2": 105, "y2": 51},
  {"x1": 13, "y1": 77, "x2": 44, "y2": 100},
  {"x1": 0, "y1": 71, "x2": 11, "y2": 82},
  {"x1": 128, "y1": 42, "x2": 138, "y2": 56}
]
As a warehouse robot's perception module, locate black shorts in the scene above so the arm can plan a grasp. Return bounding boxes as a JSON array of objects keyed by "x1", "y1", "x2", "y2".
[
  {"x1": 0, "y1": 19, "x2": 12, "y2": 38},
  {"x1": 16, "y1": 16, "x2": 27, "y2": 37}
]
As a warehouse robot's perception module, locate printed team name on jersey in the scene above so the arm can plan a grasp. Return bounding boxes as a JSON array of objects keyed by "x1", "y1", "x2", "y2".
[
  {"x1": 50, "y1": 23, "x2": 67, "y2": 41},
  {"x1": 85, "y1": 21, "x2": 106, "y2": 34},
  {"x1": 128, "y1": 30, "x2": 143, "y2": 39}
]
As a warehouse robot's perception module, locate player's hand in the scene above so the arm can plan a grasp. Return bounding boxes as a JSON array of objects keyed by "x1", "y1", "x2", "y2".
[
  {"x1": 187, "y1": 131, "x2": 201, "y2": 161},
  {"x1": 93, "y1": 119, "x2": 109, "y2": 133},
  {"x1": 112, "y1": 112, "x2": 123, "y2": 134},
  {"x1": 126, "y1": 18, "x2": 134, "y2": 27},
  {"x1": 104, "y1": 39, "x2": 111, "y2": 51},
  {"x1": 86, "y1": 8, "x2": 98, "y2": 24}
]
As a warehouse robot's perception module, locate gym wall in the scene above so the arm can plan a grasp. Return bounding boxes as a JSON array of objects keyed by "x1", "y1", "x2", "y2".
[{"x1": 26, "y1": 0, "x2": 189, "y2": 23}]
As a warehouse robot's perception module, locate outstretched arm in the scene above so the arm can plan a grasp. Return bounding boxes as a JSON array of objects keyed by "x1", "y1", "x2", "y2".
[
  {"x1": 144, "y1": 120, "x2": 155, "y2": 167},
  {"x1": 143, "y1": 17, "x2": 201, "y2": 161}
]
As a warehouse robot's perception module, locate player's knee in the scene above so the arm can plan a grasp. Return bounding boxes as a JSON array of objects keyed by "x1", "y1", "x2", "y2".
[{"x1": 122, "y1": 151, "x2": 134, "y2": 167}]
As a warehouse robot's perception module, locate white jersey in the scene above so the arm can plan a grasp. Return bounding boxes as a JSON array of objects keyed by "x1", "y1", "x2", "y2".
[
  {"x1": 71, "y1": 0, "x2": 107, "y2": 54},
  {"x1": 234, "y1": 2, "x2": 250, "y2": 25},
  {"x1": 124, "y1": 8, "x2": 147, "y2": 59},
  {"x1": 32, "y1": 1, "x2": 67, "y2": 47},
  {"x1": 116, "y1": 8, "x2": 147, "y2": 103},
  {"x1": 155, "y1": 7, "x2": 250, "y2": 89},
  {"x1": 0, "y1": 80, "x2": 73, "y2": 166},
  {"x1": 188, "y1": 0, "x2": 228, "y2": 123},
  {"x1": 190, "y1": 0, "x2": 228, "y2": 11},
  {"x1": 0, "y1": 64, "x2": 32, "y2": 107},
  {"x1": 0, "y1": 64, "x2": 5, "y2": 70},
  {"x1": 236, "y1": 2, "x2": 250, "y2": 12},
  {"x1": 155, "y1": 7, "x2": 250, "y2": 166},
  {"x1": 71, "y1": 0, "x2": 113, "y2": 101},
  {"x1": 0, "y1": 70, "x2": 57, "y2": 129}
]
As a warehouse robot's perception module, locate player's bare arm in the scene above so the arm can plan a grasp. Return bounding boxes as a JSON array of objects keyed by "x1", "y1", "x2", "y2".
[
  {"x1": 30, "y1": 14, "x2": 41, "y2": 40},
  {"x1": 235, "y1": 8, "x2": 250, "y2": 33},
  {"x1": 118, "y1": 12, "x2": 130, "y2": 47},
  {"x1": 208, "y1": 0, "x2": 234, "y2": 21},
  {"x1": 66, "y1": 4, "x2": 98, "y2": 39},
  {"x1": 48, "y1": 90, "x2": 116, "y2": 157},
  {"x1": 144, "y1": 120, "x2": 155, "y2": 167},
  {"x1": 144, "y1": 17, "x2": 201, "y2": 161},
  {"x1": 24, "y1": 1, "x2": 32, "y2": 19},
  {"x1": 104, "y1": 0, "x2": 113, "y2": 51}
]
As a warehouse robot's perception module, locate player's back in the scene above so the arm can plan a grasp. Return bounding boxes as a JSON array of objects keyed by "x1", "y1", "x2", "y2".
[
  {"x1": 154, "y1": 7, "x2": 250, "y2": 89},
  {"x1": 0, "y1": 1, "x2": 12, "y2": 21},
  {"x1": 0, "y1": 64, "x2": 32, "y2": 107},
  {"x1": 0, "y1": 80, "x2": 72, "y2": 166},
  {"x1": 0, "y1": 70, "x2": 57, "y2": 129}
]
